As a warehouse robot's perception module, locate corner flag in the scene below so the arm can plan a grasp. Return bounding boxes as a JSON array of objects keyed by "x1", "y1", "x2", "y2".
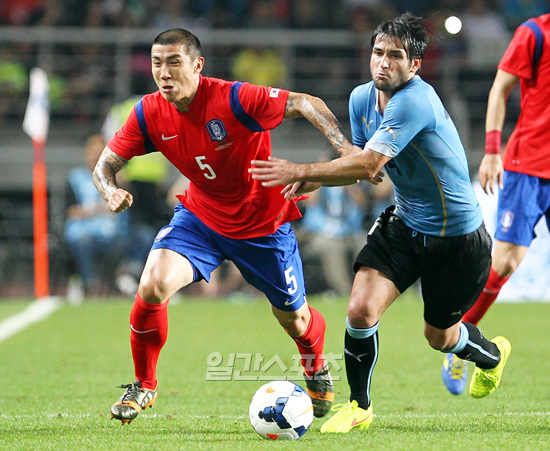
[
  {"x1": 23, "y1": 68, "x2": 50, "y2": 299},
  {"x1": 23, "y1": 68, "x2": 49, "y2": 145}
]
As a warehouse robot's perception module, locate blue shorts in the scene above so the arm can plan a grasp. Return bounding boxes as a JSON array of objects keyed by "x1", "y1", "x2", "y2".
[
  {"x1": 150, "y1": 204, "x2": 306, "y2": 311},
  {"x1": 495, "y1": 171, "x2": 550, "y2": 247}
]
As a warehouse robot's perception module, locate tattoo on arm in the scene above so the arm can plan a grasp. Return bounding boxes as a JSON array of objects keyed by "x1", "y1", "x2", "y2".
[
  {"x1": 92, "y1": 148, "x2": 128, "y2": 202},
  {"x1": 285, "y1": 92, "x2": 351, "y2": 155}
]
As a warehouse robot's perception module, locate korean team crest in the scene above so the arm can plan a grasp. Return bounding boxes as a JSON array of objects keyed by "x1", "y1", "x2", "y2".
[
  {"x1": 500, "y1": 210, "x2": 514, "y2": 231},
  {"x1": 206, "y1": 119, "x2": 228, "y2": 142}
]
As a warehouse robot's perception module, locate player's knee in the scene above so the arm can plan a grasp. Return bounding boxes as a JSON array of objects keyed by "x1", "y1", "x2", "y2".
[
  {"x1": 347, "y1": 295, "x2": 379, "y2": 328},
  {"x1": 277, "y1": 313, "x2": 308, "y2": 337},
  {"x1": 491, "y1": 255, "x2": 519, "y2": 278},
  {"x1": 139, "y1": 274, "x2": 170, "y2": 303},
  {"x1": 426, "y1": 337, "x2": 446, "y2": 351},
  {"x1": 424, "y1": 330, "x2": 454, "y2": 351}
]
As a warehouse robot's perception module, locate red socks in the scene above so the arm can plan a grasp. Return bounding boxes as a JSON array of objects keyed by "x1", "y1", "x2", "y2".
[
  {"x1": 463, "y1": 268, "x2": 510, "y2": 326},
  {"x1": 292, "y1": 306, "x2": 326, "y2": 376},
  {"x1": 130, "y1": 294, "x2": 169, "y2": 390}
]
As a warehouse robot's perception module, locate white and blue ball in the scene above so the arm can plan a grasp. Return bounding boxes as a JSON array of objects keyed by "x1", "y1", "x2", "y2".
[{"x1": 249, "y1": 380, "x2": 314, "y2": 440}]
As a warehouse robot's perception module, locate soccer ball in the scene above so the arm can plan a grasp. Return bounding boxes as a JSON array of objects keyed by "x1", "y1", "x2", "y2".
[{"x1": 249, "y1": 380, "x2": 314, "y2": 440}]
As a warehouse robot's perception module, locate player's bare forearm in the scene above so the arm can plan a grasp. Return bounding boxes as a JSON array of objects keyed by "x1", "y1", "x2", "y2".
[
  {"x1": 250, "y1": 153, "x2": 385, "y2": 189},
  {"x1": 93, "y1": 147, "x2": 133, "y2": 212},
  {"x1": 93, "y1": 147, "x2": 126, "y2": 201},
  {"x1": 486, "y1": 70, "x2": 517, "y2": 133},
  {"x1": 285, "y1": 92, "x2": 355, "y2": 156}
]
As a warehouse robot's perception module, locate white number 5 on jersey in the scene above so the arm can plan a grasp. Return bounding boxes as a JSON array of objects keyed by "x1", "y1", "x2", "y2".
[{"x1": 195, "y1": 156, "x2": 217, "y2": 180}]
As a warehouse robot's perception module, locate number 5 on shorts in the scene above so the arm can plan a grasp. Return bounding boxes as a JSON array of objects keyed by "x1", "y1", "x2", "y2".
[{"x1": 284, "y1": 266, "x2": 298, "y2": 295}]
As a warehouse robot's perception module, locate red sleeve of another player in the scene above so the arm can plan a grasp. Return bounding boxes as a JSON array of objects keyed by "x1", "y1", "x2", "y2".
[
  {"x1": 106, "y1": 108, "x2": 146, "y2": 159},
  {"x1": 498, "y1": 25, "x2": 537, "y2": 80},
  {"x1": 237, "y1": 83, "x2": 289, "y2": 131}
]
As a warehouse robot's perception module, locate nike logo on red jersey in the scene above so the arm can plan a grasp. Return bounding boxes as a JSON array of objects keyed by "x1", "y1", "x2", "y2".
[{"x1": 161, "y1": 134, "x2": 178, "y2": 141}]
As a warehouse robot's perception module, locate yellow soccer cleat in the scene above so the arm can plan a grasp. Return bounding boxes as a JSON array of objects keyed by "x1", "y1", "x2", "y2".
[
  {"x1": 469, "y1": 336, "x2": 511, "y2": 399},
  {"x1": 320, "y1": 400, "x2": 373, "y2": 433}
]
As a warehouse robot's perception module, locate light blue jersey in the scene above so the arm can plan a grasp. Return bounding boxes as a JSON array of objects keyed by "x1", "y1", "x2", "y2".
[{"x1": 349, "y1": 76, "x2": 482, "y2": 237}]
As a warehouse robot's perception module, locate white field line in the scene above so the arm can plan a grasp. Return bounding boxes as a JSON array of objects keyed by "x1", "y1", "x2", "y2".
[
  {"x1": 0, "y1": 297, "x2": 63, "y2": 343},
  {"x1": 1, "y1": 411, "x2": 549, "y2": 421}
]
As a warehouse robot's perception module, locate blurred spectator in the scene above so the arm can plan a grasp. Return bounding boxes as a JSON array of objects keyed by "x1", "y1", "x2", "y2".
[
  {"x1": 78, "y1": 0, "x2": 145, "y2": 28},
  {"x1": 290, "y1": 0, "x2": 335, "y2": 28},
  {"x1": 461, "y1": 0, "x2": 510, "y2": 70},
  {"x1": 230, "y1": 1, "x2": 288, "y2": 89},
  {"x1": 289, "y1": 0, "x2": 349, "y2": 97},
  {"x1": 100, "y1": 0, "x2": 131, "y2": 27},
  {"x1": 61, "y1": 43, "x2": 113, "y2": 121},
  {"x1": 64, "y1": 135, "x2": 131, "y2": 296},
  {"x1": 27, "y1": 0, "x2": 68, "y2": 26},
  {"x1": 345, "y1": 0, "x2": 398, "y2": 26},
  {"x1": 299, "y1": 182, "x2": 367, "y2": 296},
  {"x1": 84, "y1": 0, "x2": 109, "y2": 27},
  {"x1": 124, "y1": 0, "x2": 150, "y2": 27},
  {"x1": 150, "y1": 0, "x2": 211, "y2": 30},
  {"x1": 0, "y1": 0, "x2": 42, "y2": 25},
  {"x1": 296, "y1": 147, "x2": 394, "y2": 296},
  {"x1": 296, "y1": 150, "x2": 370, "y2": 296},
  {"x1": 0, "y1": 45, "x2": 28, "y2": 121},
  {"x1": 232, "y1": 47, "x2": 287, "y2": 86},
  {"x1": 244, "y1": 0, "x2": 287, "y2": 28}
]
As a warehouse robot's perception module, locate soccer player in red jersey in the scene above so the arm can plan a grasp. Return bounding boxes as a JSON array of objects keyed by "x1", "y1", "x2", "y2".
[
  {"x1": 93, "y1": 28, "x2": 382, "y2": 423},
  {"x1": 442, "y1": 14, "x2": 550, "y2": 395}
]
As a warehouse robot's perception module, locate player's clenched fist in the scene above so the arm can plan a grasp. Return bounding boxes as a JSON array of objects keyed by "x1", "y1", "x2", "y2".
[{"x1": 108, "y1": 188, "x2": 133, "y2": 213}]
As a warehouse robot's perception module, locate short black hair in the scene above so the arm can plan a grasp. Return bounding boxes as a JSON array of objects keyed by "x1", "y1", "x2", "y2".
[
  {"x1": 371, "y1": 13, "x2": 428, "y2": 60},
  {"x1": 152, "y1": 28, "x2": 201, "y2": 60}
]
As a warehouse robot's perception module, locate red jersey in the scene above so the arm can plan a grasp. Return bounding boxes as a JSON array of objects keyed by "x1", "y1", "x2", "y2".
[
  {"x1": 498, "y1": 14, "x2": 550, "y2": 179},
  {"x1": 108, "y1": 76, "x2": 302, "y2": 239}
]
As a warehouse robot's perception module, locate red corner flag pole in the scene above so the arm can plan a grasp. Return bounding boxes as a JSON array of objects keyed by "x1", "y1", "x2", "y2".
[
  {"x1": 32, "y1": 139, "x2": 49, "y2": 298},
  {"x1": 23, "y1": 68, "x2": 50, "y2": 299}
]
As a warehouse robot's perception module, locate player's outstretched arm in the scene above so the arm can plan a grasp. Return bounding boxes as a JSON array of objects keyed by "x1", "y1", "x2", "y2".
[
  {"x1": 250, "y1": 150, "x2": 386, "y2": 193},
  {"x1": 480, "y1": 69, "x2": 518, "y2": 194},
  {"x1": 93, "y1": 146, "x2": 133, "y2": 213},
  {"x1": 284, "y1": 92, "x2": 358, "y2": 157}
]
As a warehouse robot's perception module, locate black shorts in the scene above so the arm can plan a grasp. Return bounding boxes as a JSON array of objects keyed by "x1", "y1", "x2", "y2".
[{"x1": 354, "y1": 206, "x2": 492, "y2": 329}]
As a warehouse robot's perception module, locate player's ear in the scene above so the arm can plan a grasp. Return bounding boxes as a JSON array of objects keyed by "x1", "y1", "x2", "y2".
[
  {"x1": 194, "y1": 57, "x2": 205, "y2": 74},
  {"x1": 411, "y1": 57, "x2": 422, "y2": 74}
]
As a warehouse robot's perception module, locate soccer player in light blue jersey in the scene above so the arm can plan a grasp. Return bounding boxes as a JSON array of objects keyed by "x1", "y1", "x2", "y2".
[{"x1": 250, "y1": 13, "x2": 511, "y2": 433}]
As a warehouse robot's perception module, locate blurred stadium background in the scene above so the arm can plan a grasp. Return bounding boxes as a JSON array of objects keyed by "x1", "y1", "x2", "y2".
[{"x1": 1, "y1": 0, "x2": 548, "y2": 298}]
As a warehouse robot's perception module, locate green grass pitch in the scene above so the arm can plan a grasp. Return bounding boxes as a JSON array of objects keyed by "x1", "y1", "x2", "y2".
[{"x1": 0, "y1": 292, "x2": 549, "y2": 449}]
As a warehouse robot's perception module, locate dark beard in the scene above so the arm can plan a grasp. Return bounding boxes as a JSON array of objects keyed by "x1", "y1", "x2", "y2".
[{"x1": 373, "y1": 78, "x2": 408, "y2": 95}]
